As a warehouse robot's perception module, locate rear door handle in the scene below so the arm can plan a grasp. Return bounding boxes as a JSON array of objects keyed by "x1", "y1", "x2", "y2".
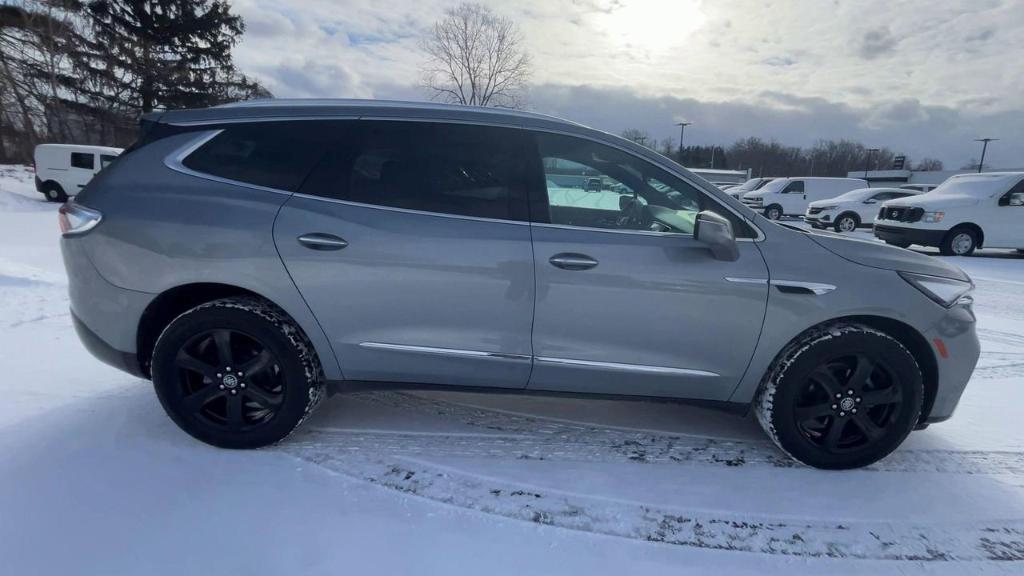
[
  {"x1": 297, "y1": 233, "x2": 348, "y2": 251},
  {"x1": 549, "y1": 253, "x2": 598, "y2": 271}
]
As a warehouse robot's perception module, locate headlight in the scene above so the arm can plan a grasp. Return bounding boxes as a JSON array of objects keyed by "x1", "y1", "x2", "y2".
[
  {"x1": 922, "y1": 211, "x2": 945, "y2": 223},
  {"x1": 899, "y1": 271, "x2": 973, "y2": 307},
  {"x1": 817, "y1": 205, "x2": 838, "y2": 211}
]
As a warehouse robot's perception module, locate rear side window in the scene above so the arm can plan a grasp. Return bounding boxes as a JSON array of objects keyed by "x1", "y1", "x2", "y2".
[
  {"x1": 301, "y1": 121, "x2": 530, "y2": 221},
  {"x1": 71, "y1": 152, "x2": 94, "y2": 170},
  {"x1": 100, "y1": 154, "x2": 118, "y2": 169},
  {"x1": 182, "y1": 122, "x2": 330, "y2": 191}
]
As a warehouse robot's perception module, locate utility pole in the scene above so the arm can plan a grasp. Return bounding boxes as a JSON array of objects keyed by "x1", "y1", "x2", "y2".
[
  {"x1": 974, "y1": 138, "x2": 998, "y2": 173},
  {"x1": 675, "y1": 121, "x2": 692, "y2": 164},
  {"x1": 709, "y1": 146, "x2": 716, "y2": 168},
  {"x1": 864, "y1": 148, "x2": 880, "y2": 178}
]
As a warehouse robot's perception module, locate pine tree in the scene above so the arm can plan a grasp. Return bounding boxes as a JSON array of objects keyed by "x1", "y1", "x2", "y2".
[{"x1": 79, "y1": 0, "x2": 268, "y2": 114}]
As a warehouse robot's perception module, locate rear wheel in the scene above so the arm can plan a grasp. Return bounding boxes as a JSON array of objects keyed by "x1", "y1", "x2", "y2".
[
  {"x1": 42, "y1": 182, "x2": 67, "y2": 202},
  {"x1": 940, "y1": 227, "x2": 978, "y2": 256},
  {"x1": 834, "y1": 213, "x2": 859, "y2": 233},
  {"x1": 755, "y1": 324, "x2": 923, "y2": 469},
  {"x1": 152, "y1": 297, "x2": 324, "y2": 448},
  {"x1": 764, "y1": 205, "x2": 783, "y2": 220}
]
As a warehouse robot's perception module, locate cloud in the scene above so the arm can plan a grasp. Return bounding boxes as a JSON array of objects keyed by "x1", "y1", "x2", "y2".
[{"x1": 858, "y1": 26, "x2": 898, "y2": 59}]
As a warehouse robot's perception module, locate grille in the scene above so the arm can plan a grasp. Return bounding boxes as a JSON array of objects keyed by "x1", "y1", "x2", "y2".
[{"x1": 881, "y1": 206, "x2": 923, "y2": 222}]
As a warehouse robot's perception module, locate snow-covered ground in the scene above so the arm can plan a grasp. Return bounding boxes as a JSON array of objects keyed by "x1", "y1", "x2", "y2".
[{"x1": 1, "y1": 163, "x2": 1022, "y2": 575}]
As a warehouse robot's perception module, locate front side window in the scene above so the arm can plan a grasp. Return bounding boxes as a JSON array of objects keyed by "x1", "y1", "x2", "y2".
[
  {"x1": 301, "y1": 121, "x2": 530, "y2": 221},
  {"x1": 182, "y1": 122, "x2": 330, "y2": 191},
  {"x1": 71, "y1": 152, "x2": 94, "y2": 170},
  {"x1": 871, "y1": 192, "x2": 898, "y2": 202},
  {"x1": 533, "y1": 132, "x2": 752, "y2": 237},
  {"x1": 782, "y1": 180, "x2": 804, "y2": 194}
]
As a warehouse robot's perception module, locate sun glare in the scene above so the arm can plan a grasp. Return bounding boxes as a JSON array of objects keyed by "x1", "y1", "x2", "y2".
[{"x1": 595, "y1": 0, "x2": 708, "y2": 53}]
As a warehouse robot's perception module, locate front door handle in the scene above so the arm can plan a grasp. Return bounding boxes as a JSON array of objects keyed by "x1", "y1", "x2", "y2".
[
  {"x1": 549, "y1": 253, "x2": 598, "y2": 271},
  {"x1": 297, "y1": 233, "x2": 348, "y2": 251}
]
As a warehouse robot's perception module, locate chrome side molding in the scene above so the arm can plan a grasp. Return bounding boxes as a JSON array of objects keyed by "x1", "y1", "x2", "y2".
[
  {"x1": 534, "y1": 356, "x2": 719, "y2": 377},
  {"x1": 725, "y1": 277, "x2": 836, "y2": 295},
  {"x1": 358, "y1": 342, "x2": 531, "y2": 361}
]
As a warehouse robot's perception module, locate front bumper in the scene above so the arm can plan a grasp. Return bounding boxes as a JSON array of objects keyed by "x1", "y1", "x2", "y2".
[
  {"x1": 920, "y1": 301, "x2": 980, "y2": 423},
  {"x1": 804, "y1": 213, "x2": 832, "y2": 228},
  {"x1": 873, "y1": 224, "x2": 946, "y2": 247}
]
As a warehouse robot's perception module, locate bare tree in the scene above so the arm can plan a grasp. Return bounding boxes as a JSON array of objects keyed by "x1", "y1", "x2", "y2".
[
  {"x1": 421, "y1": 3, "x2": 530, "y2": 108},
  {"x1": 915, "y1": 158, "x2": 944, "y2": 171},
  {"x1": 620, "y1": 128, "x2": 652, "y2": 147}
]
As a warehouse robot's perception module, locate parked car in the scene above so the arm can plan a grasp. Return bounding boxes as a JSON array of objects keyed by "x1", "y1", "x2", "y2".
[
  {"x1": 899, "y1": 183, "x2": 937, "y2": 193},
  {"x1": 805, "y1": 187, "x2": 922, "y2": 232},
  {"x1": 34, "y1": 144, "x2": 123, "y2": 202},
  {"x1": 726, "y1": 176, "x2": 774, "y2": 199},
  {"x1": 874, "y1": 172, "x2": 1024, "y2": 255},
  {"x1": 742, "y1": 177, "x2": 868, "y2": 220},
  {"x1": 61, "y1": 100, "x2": 979, "y2": 469}
]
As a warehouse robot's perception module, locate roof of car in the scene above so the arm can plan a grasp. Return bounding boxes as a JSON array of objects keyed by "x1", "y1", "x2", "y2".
[
  {"x1": 151, "y1": 98, "x2": 584, "y2": 131},
  {"x1": 36, "y1": 143, "x2": 123, "y2": 154}
]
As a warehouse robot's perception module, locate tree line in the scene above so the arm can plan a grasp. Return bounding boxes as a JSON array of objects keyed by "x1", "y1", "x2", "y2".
[
  {"x1": 0, "y1": 0, "x2": 267, "y2": 163},
  {"x1": 620, "y1": 129, "x2": 945, "y2": 177}
]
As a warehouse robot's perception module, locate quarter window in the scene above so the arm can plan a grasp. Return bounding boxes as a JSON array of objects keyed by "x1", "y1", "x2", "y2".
[
  {"x1": 532, "y1": 132, "x2": 752, "y2": 237},
  {"x1": 71, "y1": 152, "x2": 94, "y2": 170},
  {"x1": 182, "y1": 122, "x2": 330, "y2": 191}
]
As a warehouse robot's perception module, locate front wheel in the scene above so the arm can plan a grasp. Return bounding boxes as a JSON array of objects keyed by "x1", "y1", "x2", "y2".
[
  {"x1": 152, "y1": 297, "x2": 324, "y2": 448},
  {"x1": 755, "y1": 324, "x2": 923, "y2": 469},
  {"x1": 940, "y1": 227, "x2": 978, "y2": 256},
  {"x1": 764, "y1": 205, "x2": 783, "y2": 220},
  {"x1": 834, "y1": 214, "x2": 859, "y2": 233}
]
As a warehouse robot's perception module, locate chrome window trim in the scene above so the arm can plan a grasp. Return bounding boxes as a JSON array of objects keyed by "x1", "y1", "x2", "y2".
[
  {"x1": 535, "y1": 356, "x2": 718, "y2": 377},
  {"x1": 359, "y1": 342, "x2": 531, "y2": 361},
  {"x1": 725, "y1": 277, "x2": 769, "y2": 285},
  {"x1": 161, "y1": 117, "x2": 764, "y2": 241}
]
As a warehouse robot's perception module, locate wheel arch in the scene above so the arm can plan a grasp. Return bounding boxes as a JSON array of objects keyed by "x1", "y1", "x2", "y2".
[
  {"x1": 749, "y1": 314, "x2": 939, "y2": 424},
  {"x1": 947, "y1": 222, "x2": 984, "y2": 248},
  {"x1": 836, "y1": 211, "x2": 861, "y2": 225},
  {"x1": 136, "y1": 282, "x2": 335, "y2": 380}
]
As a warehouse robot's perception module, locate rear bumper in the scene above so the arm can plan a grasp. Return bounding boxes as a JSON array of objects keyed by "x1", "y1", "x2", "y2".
[
  {"x1": 873, "y1": 224, "x2": 946, "y2": 247},
  {"x1": 34, "y1": 175, "x2": 44, "y2": 193},
  {"x1": 72, "y1": 312, "x2": 146, "y2": 378}
]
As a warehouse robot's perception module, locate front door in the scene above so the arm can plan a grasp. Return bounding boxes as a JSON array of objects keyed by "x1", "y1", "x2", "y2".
[
  {"x1": 989, "y1": 178, "x2": 1024, "y2": 248},
  {"x1": 526, "y1": 132, "x2": 770, "y2": 400},
  {"x1": 275, "y1": 120, "x2": 536, "y2": 388}
]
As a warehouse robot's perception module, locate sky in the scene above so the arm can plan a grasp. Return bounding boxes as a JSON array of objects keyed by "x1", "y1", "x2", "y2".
[{"x1": 231, "y1": 0, "x2": 1024, "y2": 169}]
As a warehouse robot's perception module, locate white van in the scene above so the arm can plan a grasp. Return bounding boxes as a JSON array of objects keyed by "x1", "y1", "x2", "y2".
[
  {"x1": 34, "y1": 144, "x2": 123, "y2": 202},
  {"x1": 874, "y1": 172, "x2": 1024, "y2": 255},
  {"x1": 742, "y1": 177, "x2": 867, "y2": 220}
]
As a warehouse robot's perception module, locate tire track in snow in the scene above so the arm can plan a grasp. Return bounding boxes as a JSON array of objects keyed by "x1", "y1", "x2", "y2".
[
  {"x1": 281, "y1": 449, "x2": 1024, "y2": 562},
  {"x1": 304, "y1": 392, "x2": 1024, "y2": 475}
]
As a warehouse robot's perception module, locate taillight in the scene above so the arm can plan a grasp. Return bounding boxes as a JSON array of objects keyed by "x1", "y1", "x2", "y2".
[{"x1": 58, "y1": 202, "x2": 103, "y2": 236}]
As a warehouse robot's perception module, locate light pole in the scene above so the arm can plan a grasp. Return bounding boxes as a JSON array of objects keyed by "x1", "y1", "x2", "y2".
[
  {"x1": 864, "y1": 148, "x2": 880, "y2": 178},
  {"x1": 974, "y1": 138, "x2": 998, "y2": 173},
  {"x1": 675, "y1": 121, "x2": 692, "y2": 163}
]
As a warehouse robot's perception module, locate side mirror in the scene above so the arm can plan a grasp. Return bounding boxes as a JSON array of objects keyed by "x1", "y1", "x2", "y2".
[
  {"x1": 694, "y1": 210, "x2": 739, "y2": 261},
  {"x1": 863, "y1": 198, "x2": 877, "y2": 204}
]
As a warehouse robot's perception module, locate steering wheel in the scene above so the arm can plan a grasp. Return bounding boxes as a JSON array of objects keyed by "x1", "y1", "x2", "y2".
[{"x1": 616, "y1": 196, "x2": 647, "y2": 229}]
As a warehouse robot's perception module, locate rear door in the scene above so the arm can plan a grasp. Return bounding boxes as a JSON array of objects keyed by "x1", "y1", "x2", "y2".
[
  {"x1": 525, "y1": 131, "x2": 770, "y2": 400},
  {"x1": 274, "y1": 120, "x2": 536, "y2": 388}
]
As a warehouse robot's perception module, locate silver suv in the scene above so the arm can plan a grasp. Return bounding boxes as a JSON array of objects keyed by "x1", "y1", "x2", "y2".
[{"x1": 60, "y1": 100, "x2": 979, "y2": 469}]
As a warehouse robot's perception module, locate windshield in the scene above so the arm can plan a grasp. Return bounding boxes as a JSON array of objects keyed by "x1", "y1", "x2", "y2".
[
  {"x1": 829, "y1": 188, "x2": 873, "y2": 202},
  {"x1": 733, "y1": 178, "x2": 762, "y2": 191},
  {"x1": 932, "y1": 174, "x2": 1021, "y2": 197},
  {"x1": 757, "y1": 178, "x2": 789, "y2": 194}
]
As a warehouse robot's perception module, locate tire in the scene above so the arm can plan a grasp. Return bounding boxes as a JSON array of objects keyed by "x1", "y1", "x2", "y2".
[
  {"x1": 42, "y1": 182, "x2": 67, "y2": 202},
  {"x1": 755, "y1": 323, "x2": 923, "y2": 470},
  {"x1": 939, "y1": 227, "x2": 978, "y2": 256},
  {"x1": 151, "y1": 297, "x2": 324, "y2": 448},
  {"x1": 884, "y1": 240, "x2": 911, "y2": 249},
  {"x1": 833, "y1": 213, "x2": 859, "y2": 233},
  {"x1": 764, "y1": 205, "x2": 783, "y2": 220}
]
